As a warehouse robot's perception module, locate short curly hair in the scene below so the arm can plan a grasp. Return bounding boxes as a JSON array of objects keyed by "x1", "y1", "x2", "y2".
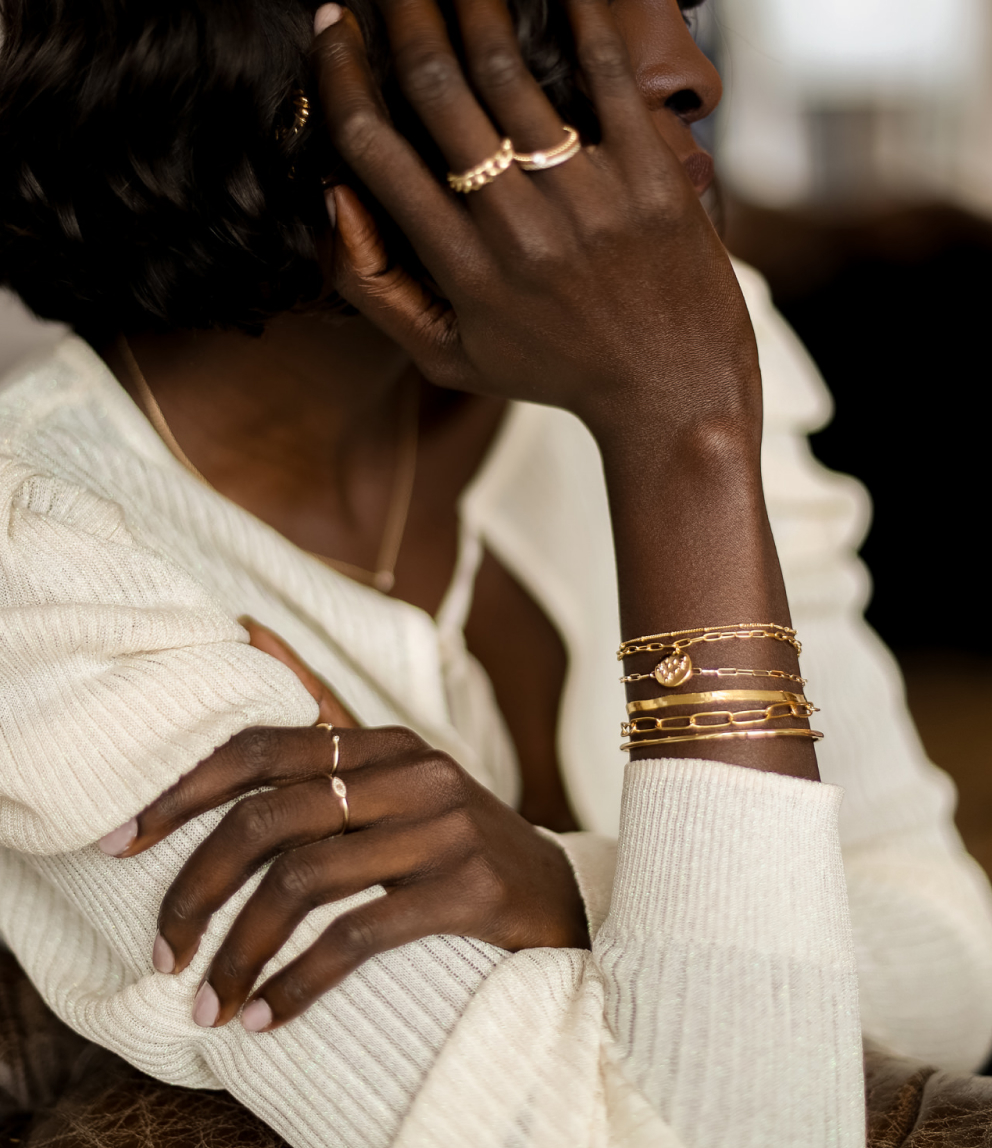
[{"x1": 0, "y1": 0, "x2": 594, "y2": 335}]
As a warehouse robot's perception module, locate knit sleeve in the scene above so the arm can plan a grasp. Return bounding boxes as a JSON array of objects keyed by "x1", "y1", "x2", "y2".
[
  {"x1": 0, "y1": 457, "x2": 318, "y2": 855},
  {"x1": 737, "y1": 260, "x2": 992, "y2": 1072}
]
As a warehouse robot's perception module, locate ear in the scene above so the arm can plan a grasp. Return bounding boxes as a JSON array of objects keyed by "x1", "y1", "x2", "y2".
[{"x1": 241, "y1": 617, "x2": 358, "y2": 728}]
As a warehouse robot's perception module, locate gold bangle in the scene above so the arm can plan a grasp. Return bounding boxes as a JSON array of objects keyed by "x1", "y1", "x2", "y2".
[
  {"x1": 627, "y1": 689, "x2": 810, "y2": 714},
  {"x1": 622, "y1": 702, "x2": 817, "y2": 737},
  {"x1": 447, "y1": 139, "x2": 514, "y2": 193},
  {"x1": 621, "y1": 728, "x2": 824, "y2": 751},
  {"x1": 621, "y1": 665, "x2": 807, "y2": 687}
]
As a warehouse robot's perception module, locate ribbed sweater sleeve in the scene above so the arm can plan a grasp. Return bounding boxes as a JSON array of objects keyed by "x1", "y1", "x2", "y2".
[
  {"x1": 0, "y1": 455, "x2": 865, "y2": 1146},
  {"x1": 0, "y1": 458, "x2": 318, "y2": 853}
]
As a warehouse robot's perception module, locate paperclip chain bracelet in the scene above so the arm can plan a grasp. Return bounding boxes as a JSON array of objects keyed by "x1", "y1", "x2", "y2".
[
  {"x1": 621, "y1": 727, "x2": 824, "y2": 751},
  {"x1": 622, "y1": 701, "x2": 817, "y2": 738},
  {"x1": 621, "y1": 665, "x2": 807, "y2": 687}
]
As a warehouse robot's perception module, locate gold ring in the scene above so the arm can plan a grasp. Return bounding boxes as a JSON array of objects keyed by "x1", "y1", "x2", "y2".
[
  {"x1": 316, "y1": 724, "x2": 341, "y2": 778},
  {"x1": 512, "y1": 125, "x2": 581, "y2": 172},
  {"x1": 329, "y1": 775, "x2": 350, "y2": 836},
  {"x1": 447, "y1": 139, "x2": 514, "y2": 194}
]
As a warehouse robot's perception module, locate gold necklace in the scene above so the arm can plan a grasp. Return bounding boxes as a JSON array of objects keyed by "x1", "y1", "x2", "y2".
[{"x1": 118, "y1": 335, "x2": 419, "y2": 593}]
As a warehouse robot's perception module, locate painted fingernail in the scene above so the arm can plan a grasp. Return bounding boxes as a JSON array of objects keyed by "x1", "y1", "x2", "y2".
[
  {"x1": 192, "y1": 981, "x2": 220, "y2": 1028},
  {"x1": 98, "y1": 819, "x2": 138, "y2": 856},
  {"x1": 152, "y1": 933, "x2": 176, "y2": 974},
  {"x1": 314, "y1": 4, "x2": 344, "y2": 34},
  {"x1": 241, "y1": 999, "x2": 273, "y2": 1033}
]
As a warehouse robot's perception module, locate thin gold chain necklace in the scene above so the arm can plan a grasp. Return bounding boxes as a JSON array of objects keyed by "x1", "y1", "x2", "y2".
[{"x1": 118, "y1": 335, "x2": 419, "y2": 593}]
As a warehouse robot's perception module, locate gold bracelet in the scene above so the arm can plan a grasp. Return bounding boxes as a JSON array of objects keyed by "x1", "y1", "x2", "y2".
[
  {"x1": 617, "y1": 622, "x2": 796, "y2": 658},
  {"x1": 627, "y1": 689, "x2": 810, "y2": 715},
  {"x1": 621, "y1": 665, "x2": 807, "y2": 686},
  {"x1": 621, "y1": 728, "x2": 824, "y2": 751},
  {"x1": 616, "y1": 629, "x2": 802, "y2": 688},
  {"x1": 622, "y1": 702, "x2": 816, "y2": 737}
]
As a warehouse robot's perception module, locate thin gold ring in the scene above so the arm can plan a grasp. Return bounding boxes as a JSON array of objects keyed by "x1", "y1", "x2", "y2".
[
  {"x1": 512, "y1": 125, "x2": 581, "y2": 172},
  {"x1": 329, "y1": 775, "x2": 350, "y2": 836},
  {"x1": 447, "y1": 139, "x2": 514, "y2": 193},
  {"x1": 316, "y1": 723, "x2": 341, "y2": 778}
]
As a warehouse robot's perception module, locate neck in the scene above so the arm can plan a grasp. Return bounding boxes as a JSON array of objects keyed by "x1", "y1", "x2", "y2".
[{"x1": 106, "y1": 309, "x2": 415, "y2": 489}]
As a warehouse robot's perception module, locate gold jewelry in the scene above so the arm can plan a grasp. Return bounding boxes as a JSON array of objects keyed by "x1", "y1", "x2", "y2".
[
  {"x1": 329, "y1": 775, "x2": 350, "y2": 836},
  {"x1": 512, "y1": 125, "x2": 581, "y2": 172},
  {"x1": 622, "y1": 702, "x2": 816, "y2": 737},
  {"x1": 618, "y1": 622, "x2": 797, "y2": 658},
  {"x1": 621, "y1": 728, "x2": 823, "y2": 751},
  {"x1": 119, "y1": 336, "x2": 419, "y2": 594},
  {"x1": 277, "y1": 91, "x2": 310, "y2": 141},
  {"x1": 621, "y1": 665, "x2": 806, "y2": 686},
  {"x1": 447, "y1": 139, "x2": 514, "y2": 193},
  {"x1": 626, "y1": 689, "x2": 810, "y2": 714},
  {"x1": 617, "y1": 626, "x2": 801, "y2": 688}
]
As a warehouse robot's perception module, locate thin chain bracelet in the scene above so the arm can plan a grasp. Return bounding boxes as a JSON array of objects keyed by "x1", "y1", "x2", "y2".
[
  {"x1": 626, "y1": 689, "x2": 811, "y2": 714},
  {"x1": 617, "y1": 621, "x2": 796, "y2": 656},
  {"x1": 622, "y1": 701, "x2": 817, "y2": 737},
  {"x1": 621, "y1": 665, "x2": 807, "y2": 686},
  {"x1": 621, "y1": 727, "x2": 824, "y2": 751},
  {"x1": 617, "y1": 629, "x2": 802, "y2": 688}
]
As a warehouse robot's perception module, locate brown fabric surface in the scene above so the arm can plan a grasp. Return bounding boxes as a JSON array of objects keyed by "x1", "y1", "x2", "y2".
[
  {"x1": 866, "y1": 1040, "x2": 992, "y2": 1147},
  {"x1": 0, "y1": 949, "x2": 287, "y2": 1148}
]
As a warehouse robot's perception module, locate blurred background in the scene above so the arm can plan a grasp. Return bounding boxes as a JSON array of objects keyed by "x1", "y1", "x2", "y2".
[{"x1": 0, "y1": 0, "x2": 989, "y2": 863}]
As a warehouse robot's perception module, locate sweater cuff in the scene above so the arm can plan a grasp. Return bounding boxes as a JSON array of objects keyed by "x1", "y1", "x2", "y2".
[{"x1": 535, "y1": 827, "x2": 617, "y2": 940}]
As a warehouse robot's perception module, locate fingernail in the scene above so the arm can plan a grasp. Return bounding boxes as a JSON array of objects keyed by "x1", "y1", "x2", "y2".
[
  {"x1": 314, "y1": 4, "x2": 344, "y2": 34},
  {"x1": 241, "y1": 999, "x2": 273, "y2": 1033},
  {"x1": 192, "y1": 981, "x2": 220, "y2": 1028},
  {"x1": 152, "y1": 933, "x2": 176, "y2": 974},
  {"x1": 98, "y1": 819, "x2": 138, "y2": 856}
]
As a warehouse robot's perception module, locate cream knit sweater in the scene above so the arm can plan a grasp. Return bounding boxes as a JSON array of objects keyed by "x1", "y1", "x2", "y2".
[{"x1": 1, "y1": 263, "x2": 991, "y2": 1147}]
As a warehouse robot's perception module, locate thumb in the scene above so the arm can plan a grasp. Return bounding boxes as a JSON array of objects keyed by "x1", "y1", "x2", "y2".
[
  {"x1": 330, "y1": 185, "x2": 473, "y2": 390},
  {"x1": 241, "y1": 617, "x2": 357, "y2": 728}
]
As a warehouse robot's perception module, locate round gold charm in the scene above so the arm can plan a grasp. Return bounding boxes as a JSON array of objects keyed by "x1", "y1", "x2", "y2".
[{"x1": 653, "y1": 653, "x2": 692, "y2": 688}]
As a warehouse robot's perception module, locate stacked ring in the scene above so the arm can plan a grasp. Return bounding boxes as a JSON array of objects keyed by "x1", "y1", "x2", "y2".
[
  {"x1": 512, "y1": 125, "x2": 581, "y2": 171},
  {"x1": 447, "y1": 138, "x2": 514, "y2": 193},
  {"x1": 317, "y1": 723, "x2": 349, "y2": 835}
]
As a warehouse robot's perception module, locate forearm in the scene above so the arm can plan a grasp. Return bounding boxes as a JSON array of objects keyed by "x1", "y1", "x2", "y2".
[{"x1": 593, "y1": 392, "x2": 818, "y2": 780}]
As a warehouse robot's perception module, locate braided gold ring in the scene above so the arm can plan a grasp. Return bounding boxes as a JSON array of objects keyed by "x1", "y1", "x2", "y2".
[{"x1": 447, "y1": 139, "x2": 514, "y2": 193}]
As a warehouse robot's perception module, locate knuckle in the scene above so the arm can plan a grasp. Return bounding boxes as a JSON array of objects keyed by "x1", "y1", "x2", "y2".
[
  {"x1": 332, "y1": 915, "x2": 378, "y2": 959},
  {"x1": 416, "y1": 751, "x2": 466, "y2": 802},
  {"x1": 266, "y1": 853, "x2": 323, "y2": 906},
  {"x1": 209, "y1": 946, "x2": 248, "y2": 988},
  {"x1": 471, "y1": 44, "x2": 524, "y2": 91},
  {"x1": 335, "y1": 105, "x2": 383, "y2": 163},
  {"x1": 234, "y1": 726, "x2": 281, "y2": 776},
  {"x1": 462, "y1": 853, "x2": 506, "y2": 910},
  {"x1": 229, "y1": 794, "x2": 281, "y2": 848},
  {"x1": 160, "y1": 885, "x2": 202, "y2": 930},
  {"x1": 378, "y1": 725, "x2": 429, "y2": 755},
  {"x1": 398, "y1": 48, "x2": 462, "y2": 106},
  {"x1": 577, "y1": 40, "x2": 629, "y2": 81}
]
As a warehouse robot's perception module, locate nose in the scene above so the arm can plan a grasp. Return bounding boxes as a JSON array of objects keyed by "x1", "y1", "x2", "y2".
[{"x1": 613, "y1": 0, "x2": 723, "y2": 127}]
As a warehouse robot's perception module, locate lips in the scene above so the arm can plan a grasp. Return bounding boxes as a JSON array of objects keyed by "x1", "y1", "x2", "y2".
[{"x1": 682, "y1": 151, "x2": 714, "y2": 194}]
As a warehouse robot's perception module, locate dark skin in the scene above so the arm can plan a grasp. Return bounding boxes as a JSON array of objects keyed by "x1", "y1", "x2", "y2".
[{"x1": 101, "y1": 0, "x2": 817, "y2": 1033}]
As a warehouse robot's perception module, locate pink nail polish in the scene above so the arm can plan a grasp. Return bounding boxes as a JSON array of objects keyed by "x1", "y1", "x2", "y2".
[
  {"x1": 241, "y1": 999, "x2": 273, "y2": 1033},
  {"x1": 98, "y1": 819, "x2": 138, "y2": 856},
  {"x1": 192, "y1": 982, "x2": 220, "y2": 1028},
  {"x1": 314, "y1": 3, "x2": 343, "y2": 34},
  {"x1": 152, "y1": 933, "x2": 175, "y2": 974}
]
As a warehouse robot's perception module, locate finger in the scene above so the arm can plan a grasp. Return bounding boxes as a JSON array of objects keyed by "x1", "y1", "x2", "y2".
[
  {"x1": 562, "y1": 0, "x2": 659, "y2": 155},
  {"x1": 332, "y1": 186, "x2": 475, "y2": 390},
  {"x1": 451, "y1": 0, "x2": 574, "y2": 156},
  {"x1": 242, "y1": 881, "x2": 470, "y2": 1030},
  {"x1": 195, "y1": 824, "x2": 438, "y2": 1025},
  {"x1": 242, "y1": 618, "x2": 357, "y2": 728},
  {"x1": 314, "y1": 8, "x2": 476, "y2": 267},
  {"x1": 106, "y1": 725, "x2": 430, "y2": 858}
]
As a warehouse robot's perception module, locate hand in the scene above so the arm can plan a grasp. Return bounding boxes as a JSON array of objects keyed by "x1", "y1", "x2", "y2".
[
  {"x1": 316, "y1": 0, "x2": 759, "y2": 447},
  {"x1": 108, "y1": 626, "x2": 588, "y2": 1032}
]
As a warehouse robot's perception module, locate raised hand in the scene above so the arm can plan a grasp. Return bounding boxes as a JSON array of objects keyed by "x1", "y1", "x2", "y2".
[{"x1": 317, "y1": 0, "x2": 758, "y2": 445}]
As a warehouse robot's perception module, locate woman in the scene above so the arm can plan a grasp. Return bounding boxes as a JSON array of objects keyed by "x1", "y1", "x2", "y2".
[{"x1": 1, "y1": 0, "x2": 991, "y2": 1144}]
